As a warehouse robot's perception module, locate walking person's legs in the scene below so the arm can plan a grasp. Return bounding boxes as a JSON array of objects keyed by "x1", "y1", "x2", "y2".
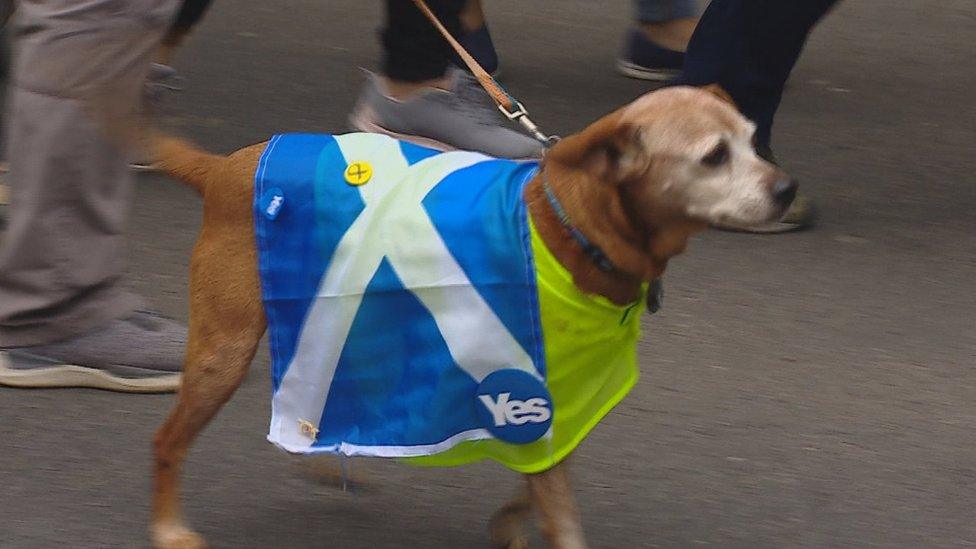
[
  {"x1": 0, "y1": 0, "x2": 186, "y2": 392},
  {"x1": 0, "y1": 0, "x2": 13, "y2": 184},
  {"x1": 618, "y1": 0, "x2": 699, "y2": 81},
  {"x1": 350, "y1": 0, "x2": 542, "y2": 159},
  {"x1": 130, "y1": 0, "x2": 217, "y2": 171},
  {"x1": 158, "y1": 0, "x2": 215, "y2": 65},
  {"x1": 456, "y1": 0, "x2": 497, "y2": 75},
  {"x1": 679, "y1": 0, "x2": 838, "y2": 150},
  {"x1": 382, "y1": 0, "x2": 465, "y2": 89},
  {"x1": 677, "y1": 0, "x2": 838, "y2": 232}
]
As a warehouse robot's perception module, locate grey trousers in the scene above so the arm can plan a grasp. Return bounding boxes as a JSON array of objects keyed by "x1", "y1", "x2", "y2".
[{"x1": 0, "y1": 0, "x2": 179, "y2": 347}]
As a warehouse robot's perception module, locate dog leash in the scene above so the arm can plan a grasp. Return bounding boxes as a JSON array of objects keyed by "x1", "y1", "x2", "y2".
[
  {"x1": 411, "y1": 0, "x2": 663, "y2": 314},
  {"x1": 410, "y1": 0, "x2": 558, "y2": 148}
]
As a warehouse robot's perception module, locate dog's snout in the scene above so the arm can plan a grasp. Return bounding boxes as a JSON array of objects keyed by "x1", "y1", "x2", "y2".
[{"x1": 771, "y1": 178, "x2": 798, "y2": 206}]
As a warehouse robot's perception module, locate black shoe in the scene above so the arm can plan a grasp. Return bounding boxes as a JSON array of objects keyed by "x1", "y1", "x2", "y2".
[{"x1": 616, "y1": 28, "x2": 685, "y2": 82}]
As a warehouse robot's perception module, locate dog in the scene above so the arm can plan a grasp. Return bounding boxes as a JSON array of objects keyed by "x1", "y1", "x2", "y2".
[{"x1": 149, "y1": 85, "x2": 796, "y2": 549}]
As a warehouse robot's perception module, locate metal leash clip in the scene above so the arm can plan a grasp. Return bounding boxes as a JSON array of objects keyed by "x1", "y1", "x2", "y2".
[
  {"x1": 498, "y1": 101, "x2": 560, "y2": 148},
  {"x1": 409, "y1": 0, "x2": 559, "y2": 150}
]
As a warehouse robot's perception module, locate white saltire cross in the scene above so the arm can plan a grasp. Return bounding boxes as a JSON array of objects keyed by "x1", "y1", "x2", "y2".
[{"x1": 269, "y1": 133, "x2": 539, "y2": 452}]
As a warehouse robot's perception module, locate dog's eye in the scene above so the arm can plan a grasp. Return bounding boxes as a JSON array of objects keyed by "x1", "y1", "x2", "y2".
[{"x1": 702, "y1": 141, "x2": 729, "y2": 167}]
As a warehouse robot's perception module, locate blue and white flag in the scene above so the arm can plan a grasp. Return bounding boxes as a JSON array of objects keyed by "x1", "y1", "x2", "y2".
[{"x1": 254, "y1": 133, "x2": 548, "y2": 457}]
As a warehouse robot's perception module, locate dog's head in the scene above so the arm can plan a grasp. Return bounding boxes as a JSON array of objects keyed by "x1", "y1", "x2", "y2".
[{"x1": 553, "y1": 86, "x2": 796, "y2": 229}]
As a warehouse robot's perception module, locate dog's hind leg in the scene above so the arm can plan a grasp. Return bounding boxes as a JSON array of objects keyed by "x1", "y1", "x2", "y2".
[
  {"x1": 526, "y1": 461, "x2": 587, "y2": 549},
  {"x1": 151, "y1": 222, "x2": 266, "y2": 549},
  {"x1": 490, "y1": 486, "x2": 533, "y2": 549}
]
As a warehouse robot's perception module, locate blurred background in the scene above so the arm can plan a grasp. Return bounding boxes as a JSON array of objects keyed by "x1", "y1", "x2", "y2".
[{"x1": 1, "y1": 0, "x2": 975, "y2": 547}]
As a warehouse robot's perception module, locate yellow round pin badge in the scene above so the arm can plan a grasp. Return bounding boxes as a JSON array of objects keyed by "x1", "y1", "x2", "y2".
[{"x1": 344, "y1": 161, "x2": 373, "y2": 186}]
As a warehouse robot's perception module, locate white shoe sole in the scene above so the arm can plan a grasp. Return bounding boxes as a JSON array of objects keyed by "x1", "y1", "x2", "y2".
[
  {"x1": 616, "y1": 59, "x2": 679, "y2": 82},
  {"x1": 0, "y1": 351, "x2": 180, "y2": 393}
]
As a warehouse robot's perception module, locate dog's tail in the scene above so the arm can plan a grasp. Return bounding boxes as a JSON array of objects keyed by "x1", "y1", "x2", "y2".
[{"x1": 151, "y1": 135, "x2": 225, "y2": 195}]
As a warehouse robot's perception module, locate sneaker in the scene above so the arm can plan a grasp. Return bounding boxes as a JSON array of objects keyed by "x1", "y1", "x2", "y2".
[
  {"x1": 616, "y1": 28, "x2": 685, "y2": 81},
  {"x1": 0, "y1": 310, "x2": 185, "y2": 393},
  {"x1": 454, "y1": 25, "x2": 499, "y2": 76},
  {"x1": 711, "y1": 145, "x2": 816, "y2": 233},
  {"x1": 349, "y1": 68, "x2": 543, "y2": 159}
]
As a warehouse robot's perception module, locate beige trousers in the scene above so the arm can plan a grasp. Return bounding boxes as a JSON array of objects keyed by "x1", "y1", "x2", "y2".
[{"x1": 0, "y1": 0, "x2": 179, "y2": 346}]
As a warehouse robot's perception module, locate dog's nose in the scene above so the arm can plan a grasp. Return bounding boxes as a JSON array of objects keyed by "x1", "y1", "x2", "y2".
[{"x1": 771, "y1": 178, "x2": 798, "y2": 206}]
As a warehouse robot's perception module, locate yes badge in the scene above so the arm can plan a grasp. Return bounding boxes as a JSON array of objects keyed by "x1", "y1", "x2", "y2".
[{"x1": 476, "y1": 369, "x2": 553, "y2": 444}]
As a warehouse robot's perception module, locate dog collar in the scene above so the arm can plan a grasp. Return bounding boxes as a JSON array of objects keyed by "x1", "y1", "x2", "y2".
[{"x1": 542, "y1": 175, "x2": 617, "y2": 273}]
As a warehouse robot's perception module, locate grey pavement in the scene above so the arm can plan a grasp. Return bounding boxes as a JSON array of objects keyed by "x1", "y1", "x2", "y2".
[{"x1": 2, "y1": 1, "x2": 975, "y2": 547}]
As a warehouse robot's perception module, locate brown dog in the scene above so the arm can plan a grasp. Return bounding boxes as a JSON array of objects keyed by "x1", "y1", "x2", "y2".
[{"x1": 149, "y1": 86, "x2": 796, "y2": 549}]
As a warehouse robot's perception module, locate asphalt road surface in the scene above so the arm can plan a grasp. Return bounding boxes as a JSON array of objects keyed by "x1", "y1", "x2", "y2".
[{"x1": 2, "y1": 1, "x2": 975, "y2": 547}]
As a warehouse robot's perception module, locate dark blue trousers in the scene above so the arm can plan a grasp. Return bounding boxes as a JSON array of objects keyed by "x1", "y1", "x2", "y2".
[{"x1": 677, "y1": 0, "x2": 839, "y2": 148}]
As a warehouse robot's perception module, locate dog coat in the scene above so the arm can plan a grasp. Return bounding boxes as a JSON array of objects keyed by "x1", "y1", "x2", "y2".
[{"x1": 255, "y1": 133, "x2": 645, "y2": 473}]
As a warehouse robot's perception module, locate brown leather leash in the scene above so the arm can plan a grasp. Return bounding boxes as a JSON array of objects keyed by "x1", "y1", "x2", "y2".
[
  {"x1": 411, "y1": 0, "x2": 558, "y2": 147},
  {"x1": 411, "y1": 0, "x2": 666, "y2": 314}
]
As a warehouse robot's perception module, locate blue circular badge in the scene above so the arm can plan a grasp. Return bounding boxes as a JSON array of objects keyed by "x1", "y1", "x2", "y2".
[{"x1": 475, "y1": 369, "x2": 553, "y2": 444}]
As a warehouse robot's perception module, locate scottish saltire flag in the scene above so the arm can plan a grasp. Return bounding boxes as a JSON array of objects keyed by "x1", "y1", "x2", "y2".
[{"x1": 254, "y1": 133, "x2": 550, "y2": 459}]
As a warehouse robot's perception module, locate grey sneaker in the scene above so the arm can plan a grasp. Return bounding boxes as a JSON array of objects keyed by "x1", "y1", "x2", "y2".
[
  {"x1": 0, "y1": 311, "x2": 185, "y2": 393},
  {"x1": 349, "y1": 68, "x2": 543, "y2": 159}
]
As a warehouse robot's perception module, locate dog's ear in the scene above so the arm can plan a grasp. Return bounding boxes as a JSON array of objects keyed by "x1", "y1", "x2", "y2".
[
  {"x1": 701, "y1": 84, "x2": 737, "y2": 108},
  {"x1": 551, "y1": 112, "x2": 650, "y2": 185},
  {"x1": 591, "y1": 122, "x2": 649, "y2": 184}
]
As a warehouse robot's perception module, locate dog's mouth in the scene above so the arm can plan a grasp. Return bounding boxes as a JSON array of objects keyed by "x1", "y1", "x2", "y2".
[
  {"x1": 769, "y1": 200, "x2": 793, "y2": 222},
  {"x1": 707, "y1": 200, "x2": 789, "y2": 229}
]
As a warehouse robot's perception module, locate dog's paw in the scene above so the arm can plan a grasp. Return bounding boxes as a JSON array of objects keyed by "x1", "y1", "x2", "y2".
[
  {"x1": 489, "y1": 517, "x2": 529, "y2": 549},
  {"x1": 152, "y1": 524, "x2": 208, "y2": 549}
]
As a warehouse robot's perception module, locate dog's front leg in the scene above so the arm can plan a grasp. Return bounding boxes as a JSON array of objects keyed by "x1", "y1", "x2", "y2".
[{"x1": 526, "y1": 460, "x2": 587, "y2": 549}]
